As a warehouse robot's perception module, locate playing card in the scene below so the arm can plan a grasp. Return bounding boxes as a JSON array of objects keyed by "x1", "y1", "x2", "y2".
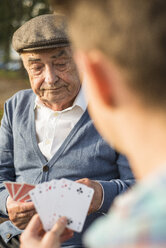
[
  {"x1": 14, "y1": 183, "x2": 35, "y2": 202},
  {"x1": 29, "y1": 183, "x2": 45, "y2": 224},
  {"x1": 13, "y1": 182, "x2": 23, "y2": 196},
  {"x1": 43, "y1": 180, "x2": 59, "y2": 229},
  {"x1": 51, "y1": 178, "x2": 94, "y2": 232},
  {"x1": 17, "y1": 193, "x2": 32, "y2": 202},
  {"x1": 29, "y1": 181, "x2": 59, "y2": 231},
  {"x1": 36, "y1": 181, "x2": 54, "y2": 230},
  {"x1": 4, "y1": 182, "x2": 14, "y2": 198}
]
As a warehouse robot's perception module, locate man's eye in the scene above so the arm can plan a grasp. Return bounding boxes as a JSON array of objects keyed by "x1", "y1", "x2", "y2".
[
  {"x1": 33, "y1": 66, "x2": 42, "y2": 70},
  {"x1": 56, "y1": 64, "x2": 66, "y2": 67},
  {"x1": 54, "y1": 63, "x2": 67, "y2": 70},
  {"x1": 30, "y1": 65, "x2": 43, "y2": 74}
]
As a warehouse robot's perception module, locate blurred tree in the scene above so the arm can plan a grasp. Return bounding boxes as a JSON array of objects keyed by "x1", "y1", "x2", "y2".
[{"x1": 0, "y1": 0, "x2": 51, "y2": 63}]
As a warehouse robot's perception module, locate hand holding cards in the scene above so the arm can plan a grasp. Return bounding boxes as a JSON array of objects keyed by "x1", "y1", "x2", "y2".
[
  {"x1": 4, "y1": 179, "x2": 94, "y2": 233},
  {"x1": 29, "y1": 178, "x2": 94, "y2": 233}
]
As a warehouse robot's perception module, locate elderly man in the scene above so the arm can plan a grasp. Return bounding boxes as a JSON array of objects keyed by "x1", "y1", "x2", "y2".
[
  {"x1": 0, "y1": 13, "x2": 134, "y2": 248},
  {"x1": 20, "y1": 1, "x2": 166, "y2": 248}
]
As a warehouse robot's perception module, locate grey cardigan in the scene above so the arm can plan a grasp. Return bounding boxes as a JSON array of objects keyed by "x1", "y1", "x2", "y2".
[{"x1": 0, "y1": 89, "x2": 134, "y2": 247}]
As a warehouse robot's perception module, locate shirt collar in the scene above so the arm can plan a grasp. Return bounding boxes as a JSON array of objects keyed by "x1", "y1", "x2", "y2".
[
  {"x1": 34, "y1": 86, "x2": 87, "y2": 112},
  {"x1": 73, "y1": 86, "x2": 87, "y2": 111}
]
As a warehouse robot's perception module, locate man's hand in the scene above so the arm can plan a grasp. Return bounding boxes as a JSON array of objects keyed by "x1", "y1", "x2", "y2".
[
  {"x1": 7, "y1": 196, "x2": 36, "y2": 230},
  {"x1": 76, "y1": 178, "x2": 103, "y2": 214},
  {"x1": 20, "y1": 214, "x2": 73, "y2": 248}
]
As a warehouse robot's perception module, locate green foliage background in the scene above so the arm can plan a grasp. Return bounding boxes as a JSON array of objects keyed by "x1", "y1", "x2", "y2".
[{"x1": 0, "y1": 0, "x2": 51, "y2": 63}]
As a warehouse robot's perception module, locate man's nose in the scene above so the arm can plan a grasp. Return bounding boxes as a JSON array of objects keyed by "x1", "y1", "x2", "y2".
[{"x1": 45, "y1": 66, "x2": 59, "y2": 84}]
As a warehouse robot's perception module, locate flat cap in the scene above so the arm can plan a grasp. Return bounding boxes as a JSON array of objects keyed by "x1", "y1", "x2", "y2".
[{"x1": 12, "y1": 13, "x2": 70, "y2": 53}]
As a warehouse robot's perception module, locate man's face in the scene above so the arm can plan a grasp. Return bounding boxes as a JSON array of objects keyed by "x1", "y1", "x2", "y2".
[{"x1": 21, "y1": 47, "x2": 81, "y2": 110}]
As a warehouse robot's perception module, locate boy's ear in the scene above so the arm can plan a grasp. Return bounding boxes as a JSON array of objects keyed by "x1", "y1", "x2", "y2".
[{"x1": 75, "y1": 50, "x2": 117, "y2": 109}]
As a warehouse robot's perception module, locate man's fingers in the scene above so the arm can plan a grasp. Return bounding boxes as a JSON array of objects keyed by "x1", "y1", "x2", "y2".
[
  {"x1": 17, "y1": 202, "x2": 35, "y2": 212},
  {"x1": 7, "y1": 200, "x2": 35, "y2": 214},
  {"x1": 17, "y1": 209, "x2": 36, "y2": 219},
  {"x1": 13, "y1": 213, "x2": 36, "y2": 230},
  {"x1": 10, "y1": 208, "x2": 36, "y2": 229},
  {"x1": 76, "y1": 178, "x2": 91, "y2": 187}
]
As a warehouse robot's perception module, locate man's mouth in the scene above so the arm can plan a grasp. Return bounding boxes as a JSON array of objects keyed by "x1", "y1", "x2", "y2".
[{"x1": 41, "y1": 86, "x2": 64, "y2": 91}]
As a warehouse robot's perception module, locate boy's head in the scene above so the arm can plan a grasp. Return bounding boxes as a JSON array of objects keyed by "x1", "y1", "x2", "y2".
[
  {"x1": 51, "y1": 0, "x2": 166, "y2": 108},
  {"x1": 51, "y1": 0, "x2": 166, "y2": 176}
]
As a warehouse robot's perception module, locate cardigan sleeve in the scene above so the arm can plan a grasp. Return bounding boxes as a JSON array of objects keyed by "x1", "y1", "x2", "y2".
[
  {"x1": 97, "y1": 153, "x2": 135, "y2": 214},
  {"x1": 0, "y1": 102, "x2": 15, "y2": 216}
]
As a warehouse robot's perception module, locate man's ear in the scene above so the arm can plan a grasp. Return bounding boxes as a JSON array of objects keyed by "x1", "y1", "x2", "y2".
[{"x1": 75, "y1": 50, "x2": 117, "y2": 109}]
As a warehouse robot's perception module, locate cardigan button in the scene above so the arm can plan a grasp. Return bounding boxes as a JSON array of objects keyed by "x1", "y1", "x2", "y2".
[
  {"x1": 6, "y1": 233, "x2": 12, "y2": 239},
  {"x1": 43, "y1": 165, "x2": 49, "y2": 172}
]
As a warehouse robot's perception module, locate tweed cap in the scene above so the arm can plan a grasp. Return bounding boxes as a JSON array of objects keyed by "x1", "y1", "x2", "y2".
[{"x1": 12, "y1": 13, "x2": 70, "y2": 53}]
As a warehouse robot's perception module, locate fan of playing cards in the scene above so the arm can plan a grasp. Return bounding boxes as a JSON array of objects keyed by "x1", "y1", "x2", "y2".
[
  {"x1": 4, "y1": 178, "x2": 94, "y2": 233},
  {"x1": 4, "y1": 181, "x2": 35, "y2": 202}
]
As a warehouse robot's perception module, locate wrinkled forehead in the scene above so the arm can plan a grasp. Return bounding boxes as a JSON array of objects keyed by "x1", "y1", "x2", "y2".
[{"x1": 21, "y1": 46, "x2": 72, "y2": 62}]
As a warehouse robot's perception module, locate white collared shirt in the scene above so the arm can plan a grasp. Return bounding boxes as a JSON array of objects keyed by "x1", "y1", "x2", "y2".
[{"x1": 35, "y1": 88, "x2": 87, "y2": 160}]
